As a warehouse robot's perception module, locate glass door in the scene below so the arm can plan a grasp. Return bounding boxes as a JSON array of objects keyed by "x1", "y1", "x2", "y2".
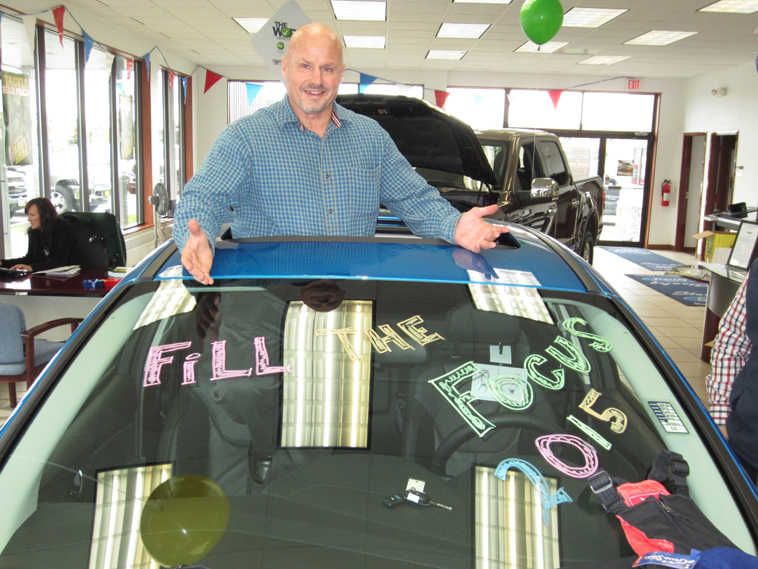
[{"x1": 599, "y1": 138, "x2": 649, "y2": 243}]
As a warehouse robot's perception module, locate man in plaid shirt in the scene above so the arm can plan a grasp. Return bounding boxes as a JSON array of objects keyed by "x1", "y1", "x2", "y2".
[
  {"x1": 707, "y1": 259, "x2": 758, "y2": 480},
  {"x1": 175, "y1": 23, "x2": 509, "y2": 285}
]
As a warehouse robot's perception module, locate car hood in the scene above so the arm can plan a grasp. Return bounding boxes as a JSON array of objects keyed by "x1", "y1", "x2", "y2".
[{"x1": 337, "y1": 94, "x2": 497, "y2": 187}]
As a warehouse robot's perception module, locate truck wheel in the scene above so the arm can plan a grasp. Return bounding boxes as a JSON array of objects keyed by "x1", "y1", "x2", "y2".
[{"x1": 580, "y1": 234, "x2": 594, "y2": 264}]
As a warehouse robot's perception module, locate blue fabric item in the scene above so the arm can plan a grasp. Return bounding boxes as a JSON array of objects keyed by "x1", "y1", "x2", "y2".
[
  {"x1": 625, "y1": 274, "x2": 707, "y2": 306},
  {"x1": 727, "y1": 258, "x2": 758, "y2": 469},
  {"x1": 696, "y1": 547, "x2": 758, "y2": 568},
  {"x1": 173, "y1": 97, "x2": 461, "y2": 250},
  {"x1": 600, "y1": 246, "x2": 685, "y2": 271}
]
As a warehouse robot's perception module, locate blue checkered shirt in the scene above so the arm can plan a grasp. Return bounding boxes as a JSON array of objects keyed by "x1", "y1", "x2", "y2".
[{"x1": 173, "y1": 97, "x2": 461, "y2": 249}]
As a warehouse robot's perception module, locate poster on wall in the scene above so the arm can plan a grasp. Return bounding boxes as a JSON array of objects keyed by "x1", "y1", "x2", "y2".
[{"x1": 2, "y1": 71, "x2": 33, "y2": 166}]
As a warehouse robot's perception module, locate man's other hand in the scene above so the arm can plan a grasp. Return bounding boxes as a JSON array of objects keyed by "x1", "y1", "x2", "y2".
[
  {"x1": 454, "y1": 204, "x2": 509, "y2": 253},
  {"x1": 181, "y1": 219, "x2": 214, "y2": 285}
]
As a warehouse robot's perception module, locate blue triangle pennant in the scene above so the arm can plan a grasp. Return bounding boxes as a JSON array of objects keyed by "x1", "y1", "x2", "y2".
[
  {"x1": 83, "y1": 31, "x2": 94, "y2": 63},
  {"x1": 246, "y1": 82, "x2": 262, "y2": 106},
  {"x1": 182, "y1": 77, "x2": 188, "y2": 102},
  {"x1": 359, "y1": 72, "x2": 377, "y2": 93}
]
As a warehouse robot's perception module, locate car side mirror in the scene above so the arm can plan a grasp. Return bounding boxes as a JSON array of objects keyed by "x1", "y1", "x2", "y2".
[{"x1": 530, "y1": 178, "x2": 559, "y2": 199}]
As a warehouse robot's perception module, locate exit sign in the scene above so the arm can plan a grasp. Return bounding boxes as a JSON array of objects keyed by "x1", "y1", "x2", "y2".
[{"x1": 628, "y1": 79, "x2": 640, "y2": 90}]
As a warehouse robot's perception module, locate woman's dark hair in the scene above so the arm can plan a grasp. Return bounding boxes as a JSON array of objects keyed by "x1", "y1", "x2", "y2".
[
  {"x1": 25, "y1": 198, "x2": 59, "y2": 250},
  {"x1": 25, "y1": 197, "x2": 58, "y2": 231}
]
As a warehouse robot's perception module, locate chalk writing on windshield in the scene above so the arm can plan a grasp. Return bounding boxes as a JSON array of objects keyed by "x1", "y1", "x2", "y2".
[
  {"x1": 428, "y1": 361, "x2": 495, "y2": 438},
  {"x1": 494, "y1": 458, "x2": 573, "y2": 526},
  {"x1": 535, "y1": 434, "x2": 599, "y2": 479}
]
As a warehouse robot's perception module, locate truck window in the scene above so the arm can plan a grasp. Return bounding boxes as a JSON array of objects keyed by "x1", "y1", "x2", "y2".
[
  {"x1": 537, "y1": 140, "x2": 570, "y2": 186},
  {"x1": 517, "y1": 143, "x2": 544, "y2": 192},
  {"x1": 480, "y1": 142, "x2": 509, "y2": 189}
]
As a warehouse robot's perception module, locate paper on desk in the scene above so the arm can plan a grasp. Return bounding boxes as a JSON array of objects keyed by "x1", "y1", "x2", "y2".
[{"x1": 33, "y1": 265, "x2": 81, "y2": 277}]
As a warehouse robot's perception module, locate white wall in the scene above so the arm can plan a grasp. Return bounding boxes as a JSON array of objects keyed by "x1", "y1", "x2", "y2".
[
  {"x1": 193, "y1": 66, "x2": 689, "y2": 246},
  {"x1": 682, "y1": 62, "x2": 758, "y2": 220}
]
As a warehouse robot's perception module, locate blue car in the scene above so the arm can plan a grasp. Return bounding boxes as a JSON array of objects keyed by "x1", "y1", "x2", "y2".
[{"x1": 0, "y1": 226, "x2": 755, "y2": 568}]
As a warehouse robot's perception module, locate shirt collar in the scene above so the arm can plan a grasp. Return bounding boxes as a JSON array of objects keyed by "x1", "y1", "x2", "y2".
[{"x1": 277, "y1": 95, "x2": 345, "y2": 132}]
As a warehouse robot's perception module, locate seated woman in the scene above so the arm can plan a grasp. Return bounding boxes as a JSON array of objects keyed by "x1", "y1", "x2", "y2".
[{"x1": 1, "y1": 198, "x2": 74, "y2": 272}]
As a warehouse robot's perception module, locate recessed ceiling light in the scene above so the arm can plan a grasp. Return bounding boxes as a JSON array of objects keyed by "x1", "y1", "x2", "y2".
[
  {"x1": 625, "y1": 30, "x2": 697, "y2": 46},
  {"x1": 344, "y1": 35, "x2": 386, "y2": 48},
  {"x1": 233, "y1": 17, "x2": 268, "y2": 34},
  {"x1": 699, "y1": 0, "x2": 758, "y2": 13},
  {"x1": 426, "y1": 49, "x2": 466, "y2": 60},
  {"x1": 579, "y1": 55, "x2": 629, "y2": 65},
  {"x1": 331, "y1": 0, "x2": 386, "y2": 21},
  {"x1": 453, "y1": 0, "x2": 513, "y2": 4},
  {"x1": 437, "y1": 22, "x2": 490, "y2": 39},
  {"x1": 515, "y1": 40, "x2": 568, "y2": 53},
  {"x1": 563, "y1": 7, "x2": 627, "y2": 28}
]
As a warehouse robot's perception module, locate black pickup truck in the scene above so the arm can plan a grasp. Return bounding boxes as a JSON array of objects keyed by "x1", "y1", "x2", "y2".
[{"x1": 337, "y1": 94, "x2": 604, "y2": 262}]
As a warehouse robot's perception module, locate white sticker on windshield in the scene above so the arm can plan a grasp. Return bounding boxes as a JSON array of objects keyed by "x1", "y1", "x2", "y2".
[
  {"x1": 467, "y1": 268, "x2": 541, "y2": 286},
  {"x1": 489, "y1": 344, "x2": 512, "y2": 364},
  {"x1": 648, "y1": 401, "x2": 689, "y2": 434}
]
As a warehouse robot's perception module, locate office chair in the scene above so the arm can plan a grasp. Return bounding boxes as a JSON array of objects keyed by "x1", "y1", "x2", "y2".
[
  {"x1": 61, "y1": 211, "x2": 127, "y2": 269},
  {"x1": 0, "y1": 303, "x2": 82, "y2": 408}
]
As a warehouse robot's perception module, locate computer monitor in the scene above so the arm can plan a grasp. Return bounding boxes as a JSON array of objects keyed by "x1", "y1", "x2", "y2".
[{"x1": 727, "y1": 220, "x2": 758, "y2": 271}]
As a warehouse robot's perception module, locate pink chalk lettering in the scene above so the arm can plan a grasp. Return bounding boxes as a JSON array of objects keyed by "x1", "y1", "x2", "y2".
[
  {"x1": 143, "y1": 342, "x2": 192, "y2": 387},
  {"x1": 535, "y1": 434, "x2": 598, "y2": 479},
  {"x1": 181, "y1": 353, "x2": 202, "y2": 385},
  {"x1": 255, "y1": 336, "x2": 292, "y2": 375},
  {"x1": 210, "y1": 340, "x2": 252, "y2": 381}
]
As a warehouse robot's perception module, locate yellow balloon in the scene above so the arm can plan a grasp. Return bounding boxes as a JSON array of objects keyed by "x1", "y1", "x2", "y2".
[{"x1": 140, "y1": 475, "x2": 230, "y2": 567}]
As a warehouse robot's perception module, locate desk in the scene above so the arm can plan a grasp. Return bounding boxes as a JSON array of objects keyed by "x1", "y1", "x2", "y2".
[
  {"x1": 0, "y1": 270, "x2": 109, "y2": 336},
  {"x1": 704, "y1": 210, "x2": 758, "y2": 231},
  {"x1": 699, "y1": 263, "x2": 746, "y2": 362}
]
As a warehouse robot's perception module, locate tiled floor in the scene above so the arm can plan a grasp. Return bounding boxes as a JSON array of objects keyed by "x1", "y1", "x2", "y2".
[
  {"x1": 0, "y1": 246, "x2": 712, "y2": 423},
  {"x1": 592, "y1": 247, "x2": 711, "y2": 404}
]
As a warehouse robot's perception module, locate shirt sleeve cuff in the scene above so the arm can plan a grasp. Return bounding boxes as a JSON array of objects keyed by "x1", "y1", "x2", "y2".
[{"x1": 709, "y1": 404, "x2": 730, "y2": 425}]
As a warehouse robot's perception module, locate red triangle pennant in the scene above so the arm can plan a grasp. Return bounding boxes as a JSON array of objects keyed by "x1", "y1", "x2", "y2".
[
  {"x1": 204, "y1": 69, "x2": 223, "y2": 94},
  {"x1": 434, "y1": 89, "x2": 450, "y2": 108},
  {"x1": 126, "y1": 58, "x2": 133, "y2": 80},
  {"x1": 548, "y1": 89, "x2": 563, "y2": 109},
  {"x1": 52, "y1": 6, "x2": 65, "y2": 46},
  {"x1": 169, "y1": 71, "x2": 176, "y2": 90}
]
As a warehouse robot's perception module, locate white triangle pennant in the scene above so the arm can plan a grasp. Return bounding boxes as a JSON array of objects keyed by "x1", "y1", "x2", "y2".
[{"x1": 21, "y1": 14, "x2": 37, "y2": 60}]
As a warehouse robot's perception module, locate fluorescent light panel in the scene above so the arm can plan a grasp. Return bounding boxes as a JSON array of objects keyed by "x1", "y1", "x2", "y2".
[
  {"x1": 579, "y1": 55, "x2": 629, "y2": 65},
  {"x1": 344, "y1": 35, "x2": 386, "y2": 48},
  {"x1": 427, "y1": 49, "x2": 466, "y2": 60},
  {"x1": 233, "y1": 17, "x2": 268, "y2": 34},
  {"x1": 437, "y1": 22, "x2": 490, "y2": 39},
  {"x1": 699, "y1": 0, "x2": 758, "y2": 13},
  {"x1": 515, "y1": 40, "x2": 568, "y2": 53},
  {"x1": 331, "y1": 0, "x2": 386, "y2": 21},
  {"x1": 453, "y1": 0, "x2": 513, "y2": 4},
  {"x1": 562, "y1": 7, "x2": 627, "y2": 28},
  {"x1": 625, "y1": 30, "x2": 697, "y2": 46}
]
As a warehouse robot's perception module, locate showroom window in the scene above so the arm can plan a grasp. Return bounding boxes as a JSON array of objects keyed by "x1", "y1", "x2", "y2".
[
  {"x1": 0, "y1": 16, "x2": 42, "y2": 259},
  {"x1": 114, "y1": 56, "x2": 140, "y2": 227},
  {"x1": 83, "y1": 46, "x2": 114, "y2": 216},
  {"x1": 43, "y1": 30, "x2": 83, "y2": 214},
  {"x1": 445, "y1": 87, "x2": 506, "y2": 131},
  {"x1": 151, "y1": 68, "x2": 188, "y2": 211}
]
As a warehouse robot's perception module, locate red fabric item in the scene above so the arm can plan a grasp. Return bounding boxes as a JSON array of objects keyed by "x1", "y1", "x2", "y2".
[
  {"x1": 617, "y1": 480, "x2": 670, "y2": 507},
  {"x1": 616, "y1": 515, "x2": 675, "y2": 556},
  {"x1": 548, "y1": 89, "x2": 563, "y2": 109},
  {"x1": 434, "y1": 90, "x2": 449, "y2": 108},
  {"x1": 52, "y1": 6, "x2": 65, "y2": 46},
  {"x1": 204, "y1": 70, "x2": 223, "y2": 94}
]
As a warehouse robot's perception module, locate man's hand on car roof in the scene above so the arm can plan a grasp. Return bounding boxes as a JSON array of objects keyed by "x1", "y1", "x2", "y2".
[
  {"x1": 181, "y1": 219, "x2": 214, "y2": 285},
  {"x1": 454, "y1": 204, "x2": 509, "y2": 254}
]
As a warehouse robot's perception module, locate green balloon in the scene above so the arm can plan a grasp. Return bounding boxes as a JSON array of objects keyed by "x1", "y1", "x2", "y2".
[
  {"x1": 520, "y1": 0, "x2": 564, "y2": 45},
  {"x1": 140, "y1": 475, "x2": 230, "y2": 567}
]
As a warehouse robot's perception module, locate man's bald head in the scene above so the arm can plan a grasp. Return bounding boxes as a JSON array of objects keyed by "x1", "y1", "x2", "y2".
[
  {"x1": 285, "y1": 23, "x2": 343, "y2": 64},
  {"x1": 281, "y1": 22, "x2": 346, "y2": 129}
]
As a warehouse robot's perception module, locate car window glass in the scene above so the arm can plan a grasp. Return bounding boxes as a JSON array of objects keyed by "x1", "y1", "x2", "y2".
[
  {"x1": 537, "y1": 141, "x2": 570, "y2": 186},
  {"x1": 517, "y1": 143, "x2": 543, "y2": 191},
  {"x1": 0, "y1": 280, "x2": 753, "y2": 567}
]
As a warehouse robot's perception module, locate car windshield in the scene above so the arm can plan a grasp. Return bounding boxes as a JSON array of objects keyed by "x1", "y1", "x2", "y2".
[{"x1": 0, "y1": 277, "x2": 753, "y2": 568}]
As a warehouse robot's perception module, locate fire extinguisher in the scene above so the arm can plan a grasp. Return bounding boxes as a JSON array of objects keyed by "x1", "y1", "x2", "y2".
[{"x1": 661, "y1": 179, "x2": 671, "y2": 206}]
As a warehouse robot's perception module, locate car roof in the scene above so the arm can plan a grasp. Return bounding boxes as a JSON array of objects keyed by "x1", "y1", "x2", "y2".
[{"x1": 150, "y1": 225, "x2": 608, "y2": 295}]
